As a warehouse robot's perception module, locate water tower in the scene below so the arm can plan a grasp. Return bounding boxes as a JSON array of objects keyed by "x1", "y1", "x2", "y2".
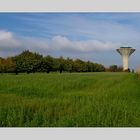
[{"x1": 116, "y1": 45, "x2": 135, "y2": 71}]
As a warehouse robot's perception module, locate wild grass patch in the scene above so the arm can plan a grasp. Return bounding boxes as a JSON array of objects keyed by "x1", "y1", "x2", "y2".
[{"x1": 0, "y1": 72, "x2": 140, "y2": 127}]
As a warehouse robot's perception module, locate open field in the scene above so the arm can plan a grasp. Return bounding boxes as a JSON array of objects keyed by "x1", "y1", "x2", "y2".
[{"x1": 0, "y1": 72, "x2": 140, "y2": 127}]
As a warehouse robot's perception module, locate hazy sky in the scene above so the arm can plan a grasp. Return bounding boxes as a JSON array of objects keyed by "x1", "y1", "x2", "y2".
[{"x1": 0, "y1": 13, "x2": 139, "y2": 69}]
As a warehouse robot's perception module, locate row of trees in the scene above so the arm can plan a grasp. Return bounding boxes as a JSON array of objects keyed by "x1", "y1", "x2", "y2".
[
  {"x1": 106, "y1": 65, "x2": 123, "y2": 72},
  {"x1": 0, "y1": 50, "x2": 106, "y2": 74}
]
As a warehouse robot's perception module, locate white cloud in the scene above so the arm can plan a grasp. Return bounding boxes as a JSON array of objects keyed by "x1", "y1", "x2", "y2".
[
  {"x1": 0, "y1": 30, "x2": 20, "y2": 51},
  {"x1": 0, "y1": 30, "x2": 119, "y2": 57},
  {"x1": 51, "y1": 36, "x2": 118, "y2": 53},
  {"x1": 0, "y1": 30, "x2": 49, "y2": 56}
]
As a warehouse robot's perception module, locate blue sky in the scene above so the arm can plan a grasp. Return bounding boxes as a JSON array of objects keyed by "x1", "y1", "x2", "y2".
[{"x1": 0, "y1": 13, "x2": 140, "y2": 69}]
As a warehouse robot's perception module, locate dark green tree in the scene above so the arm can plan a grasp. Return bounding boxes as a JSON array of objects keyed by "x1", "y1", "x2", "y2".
[
  {"x1": 13, "y1": 50, "x2": 43, "y2": 74},
  {"x1": 109, "y1": 65, "x2": 118, "y2": 72},
  {"x1": 58, "y1": 56, "x2": 65, "y2": 73}
]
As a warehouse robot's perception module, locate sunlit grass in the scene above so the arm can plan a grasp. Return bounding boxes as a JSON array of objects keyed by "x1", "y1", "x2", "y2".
[{"x1": 0, "y1": 72, "x2": 140, "y2": 127}]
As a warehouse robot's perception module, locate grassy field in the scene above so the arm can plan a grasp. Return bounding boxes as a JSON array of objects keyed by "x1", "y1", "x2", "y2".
[{"x1": 0, "y1": 72, "x2": 140, "y2": 127}]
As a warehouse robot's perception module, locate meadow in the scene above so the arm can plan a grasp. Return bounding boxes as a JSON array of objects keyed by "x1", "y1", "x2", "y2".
[{"x1": 0, "y1": 72, "x2": 140, "y2": 127}]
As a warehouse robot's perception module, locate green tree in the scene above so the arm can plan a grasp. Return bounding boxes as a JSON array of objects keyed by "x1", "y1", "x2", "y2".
[
  {"x1": 109, "y1": 65, "x2": 118, "y2": 72},
  {"x1": 64, "y1": 57, "x2": 73, "y2": 73},
  {"x1": 41, "y1": 55, "x2": 54, "y2": 73},
  {"x1": 0, "y1": 58, "x2": 16, "y2": 73},
  {"x1": 58, "y1": 56, "x2": 65, "y2": 73},
  {"x1": 13, "y1": 50, "x2": 43, "y2": 74}
]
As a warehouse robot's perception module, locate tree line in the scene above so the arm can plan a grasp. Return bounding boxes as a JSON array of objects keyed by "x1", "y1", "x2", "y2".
[
  {"x1": 0, "y1": 50, "x2": 106, "y2": 74},
  {"x1": 0, "y1": 50, "x2": 123, "y2": 74}
]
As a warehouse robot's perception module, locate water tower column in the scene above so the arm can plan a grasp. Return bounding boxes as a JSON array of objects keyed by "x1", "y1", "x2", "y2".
[{"x1": 122, "y1": 54, "x2": 128, "y2": 71}]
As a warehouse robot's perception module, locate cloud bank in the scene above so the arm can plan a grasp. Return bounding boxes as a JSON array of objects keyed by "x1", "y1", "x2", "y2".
[{"x1": 0, "y1": 30, "x2": 118, "y2": 57}]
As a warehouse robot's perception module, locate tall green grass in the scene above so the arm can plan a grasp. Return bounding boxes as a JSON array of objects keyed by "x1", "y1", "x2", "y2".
[{"x1": 0, "y1": 72, "x2": 140, "y2": 127}]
